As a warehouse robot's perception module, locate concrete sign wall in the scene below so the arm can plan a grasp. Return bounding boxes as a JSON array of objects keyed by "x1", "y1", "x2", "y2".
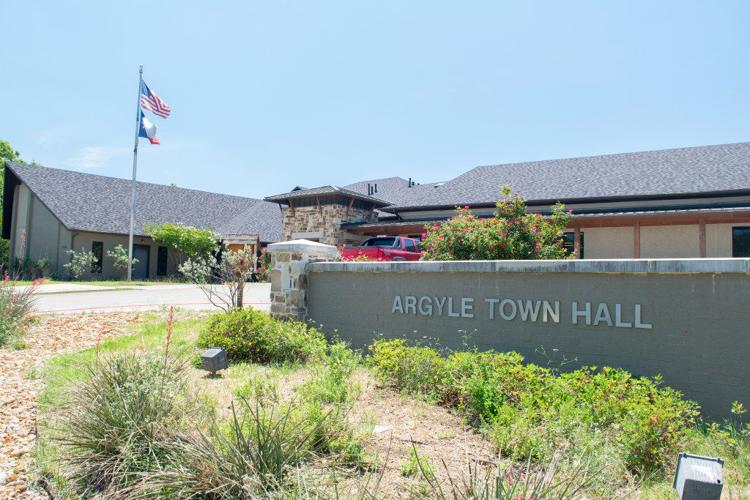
[{"x1": 305, "y1": 259, "x2": 750, "y2": 419}]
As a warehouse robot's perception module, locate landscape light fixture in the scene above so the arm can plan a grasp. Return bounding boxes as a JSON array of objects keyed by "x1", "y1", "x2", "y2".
[
  {"x1": 673, "y1": 453, "x2": 723, "y2": 500},
  {"x1": 200, "y1": 347, "x2": 228, "y2": 375}
]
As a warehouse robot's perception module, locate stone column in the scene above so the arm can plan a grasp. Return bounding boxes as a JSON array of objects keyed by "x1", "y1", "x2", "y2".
[{"x1": 266, "y1": 239, "x2": 338, "y2": 321}]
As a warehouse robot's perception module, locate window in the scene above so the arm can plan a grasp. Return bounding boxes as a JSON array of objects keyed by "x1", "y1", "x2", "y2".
[
  {"x1": 361, "y1": 237, "x2": 398, "y2": 248},
  {"x1": 562, "y1": 231, "x2": 584, "y2": 259},
  {"x1": 404, "y1": 239, "x2": 417, "y2": 252},
  {"x1": 157, "y1": 246, "x2": 168, "y2": 276},
  {"x1": 732, "y1": 227, "x2": 750, "y2": 257},
  {"x1": 91, "y1": 241, "x2": 103, "y2": 273}
]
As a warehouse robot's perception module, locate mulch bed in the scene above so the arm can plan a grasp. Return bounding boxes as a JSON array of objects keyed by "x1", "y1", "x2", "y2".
[{"x1": 0, "y1": 313, "x2": 143, "y2": 499}]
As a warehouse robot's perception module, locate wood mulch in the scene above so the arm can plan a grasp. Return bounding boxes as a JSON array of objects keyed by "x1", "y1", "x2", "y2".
[{"x1": 0, "y1": 313, "x2": 144, "y2": 499}]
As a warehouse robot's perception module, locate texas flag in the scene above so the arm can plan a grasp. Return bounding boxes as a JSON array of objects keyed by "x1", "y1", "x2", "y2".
[{"x1": 138, "y1": 112, "x2": 160, "y2": 145}]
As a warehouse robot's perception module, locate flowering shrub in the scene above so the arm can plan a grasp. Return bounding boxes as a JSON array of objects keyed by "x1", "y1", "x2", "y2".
[{"x1": 420, "y1": 186, "x2": 572, "y2": 260}]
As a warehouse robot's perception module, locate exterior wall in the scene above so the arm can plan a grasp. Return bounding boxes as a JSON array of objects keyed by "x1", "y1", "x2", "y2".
[
  {"x1": 580, "y1": 227, "x2": 633, "y2": 258},
  {"x1": 28, "y1": 194, "x2": 70, "y2": 274},
  {"x1": 281, "y1": 204, "x2": 376, "y2": 246},
  {"x1": 71, "y1": 231, "x2": 180, "y2": 280},
  {"x1": 640, "y1": 224, "x2": 700, "y2": 258},
  {"x1": 706, "y1": 223, "x2": 734, "y2": 257},
  {"x1": 11, "y1": 184, "x2": 31, "y2": 259},
  {"x1": 301, "y1": 258, "x2": 750, "y2": 419},
  {"x1": 9, "y1": 185, "x2": 71, "y2": 274}
]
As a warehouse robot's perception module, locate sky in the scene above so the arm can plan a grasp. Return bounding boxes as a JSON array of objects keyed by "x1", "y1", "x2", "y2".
[{"x1": 2, "y1": 1, "x2": 750, "y2": 199}]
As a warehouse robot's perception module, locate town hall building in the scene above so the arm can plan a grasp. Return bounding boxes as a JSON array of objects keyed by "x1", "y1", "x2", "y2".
[{"x1": 4, "y1": 141, "x2": 750, "y2": 279}]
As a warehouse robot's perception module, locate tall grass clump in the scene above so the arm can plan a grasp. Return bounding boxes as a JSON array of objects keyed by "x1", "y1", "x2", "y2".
[
  {"x1": 370, "y1": 339, "x2": 698, "y2": 479},
  {"x1": 56, "y1": 349, "x2": 192, "y2": 495},
  {"x1": 197, "y1": 308, "x2": 327, "y2": 363},
  {"x1": 0, "y1": 275, "x2": 41, "y2": 346}
]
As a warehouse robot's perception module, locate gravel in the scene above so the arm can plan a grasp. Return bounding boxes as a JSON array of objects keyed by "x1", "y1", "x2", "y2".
[{"x1": 0, "y1": 313, "x2": 143, "y2": 499}]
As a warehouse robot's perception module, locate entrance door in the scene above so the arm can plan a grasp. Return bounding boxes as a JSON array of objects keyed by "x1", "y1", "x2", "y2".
[{"x1": 132, "y1": 245, "x2": 150, "y2": 280}]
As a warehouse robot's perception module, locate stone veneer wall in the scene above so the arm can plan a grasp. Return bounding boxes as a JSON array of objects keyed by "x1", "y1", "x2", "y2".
[
  {"x1": 281, "y1": 204, "x2": 377, "y2": 246},
  {"x1": 266, "y1": 240, "x2": 339, "y2": 321}
]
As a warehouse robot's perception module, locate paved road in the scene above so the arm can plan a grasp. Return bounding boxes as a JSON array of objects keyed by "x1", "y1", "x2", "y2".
[{"x1": 33, "y1": 283, "x2": 272, "y2": 313}]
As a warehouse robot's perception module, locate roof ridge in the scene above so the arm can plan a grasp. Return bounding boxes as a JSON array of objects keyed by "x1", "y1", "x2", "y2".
[
  {"x1": 472, "y1": 141, "x2": 750, "y2": 171},
  {"x1": 6, "y1": 161, "x2": 264, "y2": 203}
]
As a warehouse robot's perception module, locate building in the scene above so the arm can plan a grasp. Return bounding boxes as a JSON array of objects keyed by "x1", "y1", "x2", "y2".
[
  {"x1": 2, "y1": 162, "x2": 281, "y2": 279},
  {"x1": 265, "y1": 142, "x2": 750, "y2": 258},
  {"x1": 5, "y1": 141, "x2": 750, "y2": 279}
]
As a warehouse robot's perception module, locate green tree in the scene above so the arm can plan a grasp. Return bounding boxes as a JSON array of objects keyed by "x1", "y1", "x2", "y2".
[
  {"x1": 144, "y1": 222, "x2": 219, "y2": 262},
  {"x1": 0, "y1": 140, "x2": 21, "y2": 272}
]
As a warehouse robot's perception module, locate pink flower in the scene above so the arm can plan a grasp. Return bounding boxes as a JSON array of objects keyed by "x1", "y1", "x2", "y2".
[{"x1": 421, "y1": 232, "x2": 427, "y2": 239}]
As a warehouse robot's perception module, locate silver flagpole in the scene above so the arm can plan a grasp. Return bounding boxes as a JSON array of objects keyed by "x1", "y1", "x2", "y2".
[{"x1": 127, "y1": 65, "x2": 144, "y2": 281}]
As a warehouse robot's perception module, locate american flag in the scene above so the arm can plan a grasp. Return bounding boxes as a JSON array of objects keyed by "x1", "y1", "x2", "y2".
[{"x1": 140, "y1": 80, "x2": 171, "y2": 118}]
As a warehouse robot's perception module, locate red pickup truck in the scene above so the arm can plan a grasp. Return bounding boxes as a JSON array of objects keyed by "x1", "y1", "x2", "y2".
[{"x1": 341, "y1": 237, "x2": 422, "y2": 261}]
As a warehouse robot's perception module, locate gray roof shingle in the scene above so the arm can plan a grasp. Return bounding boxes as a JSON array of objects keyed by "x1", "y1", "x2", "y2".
[
  {"x1": 264, "y1": 185, "x2": 391, "y2": 206},
  {"x1": 5, "y1": 162, "x2": 282, "y2": 242},
  {"x1": 387, "y1": 142, "x2": 750, "y2": 210}
]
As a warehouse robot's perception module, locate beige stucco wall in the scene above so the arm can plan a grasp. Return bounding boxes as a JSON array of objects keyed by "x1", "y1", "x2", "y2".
[
  {"x1": 706, "y1": 223, "x2": 734, "y2": 257},
  {"x1": 71, "y1": 231, "x2": 181, "y2": 280},
  {"x1": 581, "y1": 227, "x2": 634, "y2": 259},
  {"x1": 640, "y1": 224, "x2": 700, "y2": 258}
]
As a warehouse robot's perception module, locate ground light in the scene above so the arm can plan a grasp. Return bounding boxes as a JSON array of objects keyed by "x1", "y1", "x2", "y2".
[
  {"x1": 673, "y1": 453, "x2": 723, "y2": 499},
  {"x1": 200, "y1": 347, "x2": 228, "y2": 376}
]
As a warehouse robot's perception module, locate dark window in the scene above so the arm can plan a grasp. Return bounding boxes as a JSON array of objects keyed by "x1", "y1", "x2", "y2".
[
  {"x1": 361, "y1": 237, "x2": 398, "y2": 248},
  {"x1": 404, "y1": 240, "x2": 417, "y2": 252},
  {"x1": 562, "y1": 232, "x2": 584, "y2": 259},
  {"x1": 732, "y1": 227, "x2": 750, "y2": 257},
  {"x1": 91, "y1": 241, "x2": 103, "y2": 273},
  {"x1": 157, "y1": 246, "x2": 168, "y2": 276}
]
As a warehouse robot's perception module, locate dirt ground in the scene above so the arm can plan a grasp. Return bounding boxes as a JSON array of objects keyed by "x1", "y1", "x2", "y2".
[{"x1": 0, "y1": 313, "x2": 144, "y2": 499}]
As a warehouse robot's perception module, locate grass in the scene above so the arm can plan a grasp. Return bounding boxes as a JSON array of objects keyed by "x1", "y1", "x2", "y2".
[{"x1": 32, "y1": 313, "x2": 750, "y2": 498}]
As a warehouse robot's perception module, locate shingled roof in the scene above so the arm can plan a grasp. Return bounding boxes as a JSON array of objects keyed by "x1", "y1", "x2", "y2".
[
  {"x1": 3, "y1": 162, "x2": 282, "y2": 242},
  {"x1": 264, "y1": 185, "x2": 391, "y2": 206},
  {"x1": 387, "y1": 142, "x2": 750, "y2": 210}
]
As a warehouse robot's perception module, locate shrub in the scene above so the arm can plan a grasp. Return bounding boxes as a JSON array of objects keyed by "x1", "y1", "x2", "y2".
[
  {"x1": 64, "y1": 248, "x2": 99, "y2": 280},
  {"x1": 299, "y1": 340, "x2": 361, "y2": 404},
  {"x1": 106, "y1": 244, "x2": 138, "y2": 279},
  {"x1": 0, "y1": 275, "x2": 40, "y2": 346},
  {"x1": 197, "y1": 308, "x2": 327, "y2": 363},
  {"x1": 56, "y1": 350, "x2": 192, "y2": 494},
  {"x1": 369, "y1": 339, "x2": 698, "y2": 476},
  {"x1": 421, "y1": 185, "x2": 572, "y2": 261}
]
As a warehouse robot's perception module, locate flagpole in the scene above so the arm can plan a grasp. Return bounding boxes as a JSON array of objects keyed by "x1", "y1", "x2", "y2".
[{"x1": 127, "y1": 65, "x2": 143, "y2": 281}]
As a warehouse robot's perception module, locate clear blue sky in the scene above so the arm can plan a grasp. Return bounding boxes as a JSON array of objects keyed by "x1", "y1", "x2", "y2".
[{"x1": 2, "y1": 1, "x2": 749, "y2": 199}]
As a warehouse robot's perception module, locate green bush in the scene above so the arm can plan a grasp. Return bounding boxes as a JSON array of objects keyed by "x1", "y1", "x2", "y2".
[
  {"x1": 369, "y1": 339, "x2": 699, "y2": 476},
  {"x1": 197, "y1": 308, "x2": 327, "y2": 364}
]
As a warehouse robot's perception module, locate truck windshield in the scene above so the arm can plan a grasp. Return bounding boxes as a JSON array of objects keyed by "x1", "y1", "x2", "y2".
[{"x1": 361, "y1": 237, "x2": 398, "y2": 248}]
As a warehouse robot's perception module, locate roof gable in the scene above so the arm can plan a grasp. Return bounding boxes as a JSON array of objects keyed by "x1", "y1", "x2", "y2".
[{"x1": 5, "y1": 162, "x2": 282, "y2": 242}]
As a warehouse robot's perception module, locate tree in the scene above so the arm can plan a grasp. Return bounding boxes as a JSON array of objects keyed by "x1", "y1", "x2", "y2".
[
  {"x1": 144, "y1": 222, "x2": 219, "y2": 262},
  {"x1": 0, "y1": 140, "x2": 21, "y2": 273},
  {"x1": 178, "y1": 245, "x2": 256, "y2": 311},
  {"x1": 421, "y1": 186, "x2": 572, "y2": 261},
  {"x1": 106, "y1": 244, "x2": 139, "y2": 280}
]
